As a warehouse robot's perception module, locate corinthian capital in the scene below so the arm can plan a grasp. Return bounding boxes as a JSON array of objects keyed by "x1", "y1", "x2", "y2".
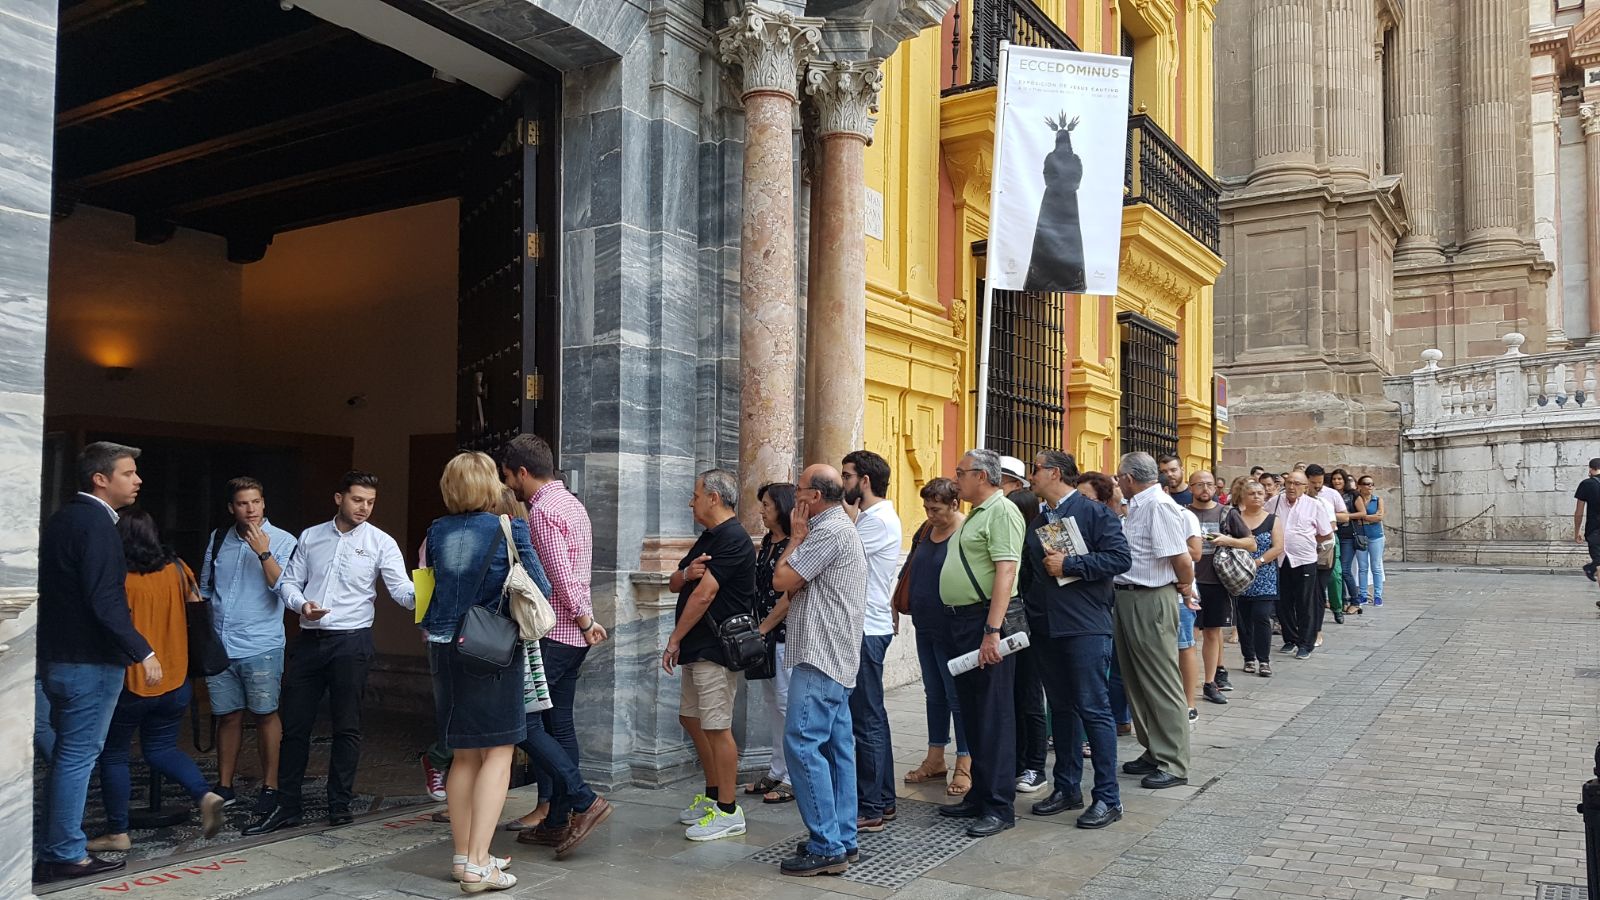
[
  {"x1": 1583, "y1": 102, "x2": 1600, "y2": 137},
  {"x1": 805, "y1": 59, "x2": 884, "y2": 141},
  {"x1": 718, "y1": 5, "x2": 823, "y2": 101}
]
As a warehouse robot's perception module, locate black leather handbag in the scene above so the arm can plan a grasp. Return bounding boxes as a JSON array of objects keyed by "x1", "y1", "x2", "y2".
[
  {"x1": 717, "y1": 613, "x2": 769, "y2": 673},
  {"x1": 183, "y1": 558, "x2": 229, "y2": 678},
  {"x1": 453, "y1": 533, "x2": 519, "y2": 673}
]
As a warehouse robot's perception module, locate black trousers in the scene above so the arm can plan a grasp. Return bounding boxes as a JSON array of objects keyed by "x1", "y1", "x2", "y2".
[
  {"x1": 940, "y1": 605, "x2": 1016, "y2": 823},
  {"x1": 1035, "y1": 632, "x2": 1120, "y2": 807},
  {"x1": 1234, "y1": 595, "x2": 1275, "y2": 663},
  {"x1": 1309, "y1": 565, "x2": 1331, "y2": 646},
  {"x1": 277, "y1": 628, "x2": 373, "y2": 814},
  {"x1": 1011, "y1": 642, "x2": 1048, "y2": 774},
  {"x1": 1276, "y1": 564, "x2": 1317, "y2": 653}
]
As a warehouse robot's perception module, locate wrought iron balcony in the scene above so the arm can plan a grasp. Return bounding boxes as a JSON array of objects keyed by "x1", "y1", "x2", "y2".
[
  {"x1": 945, "y1": 0, "x2": 1078, "y2": 94},
  {"x1": 1124, "y1": 114, "x2": 1221, "y2": 254}
]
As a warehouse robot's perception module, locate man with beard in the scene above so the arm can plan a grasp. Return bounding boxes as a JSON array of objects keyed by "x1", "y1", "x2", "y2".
[
  {"x1": 841, "y1": 451, "x2": 902, "y2": 833},
  {"x1": 1158, "y1": 455, "x2": 1193, "y2": 507}
]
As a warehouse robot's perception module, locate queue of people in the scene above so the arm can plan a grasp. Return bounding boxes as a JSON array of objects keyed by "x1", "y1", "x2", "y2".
[{"x1": 34, "y1": 437, "x2": 1392, "y2": 888}]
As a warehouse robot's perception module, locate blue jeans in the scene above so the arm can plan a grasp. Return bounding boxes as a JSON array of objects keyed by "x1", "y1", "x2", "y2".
[
  {"x1": 99, "y1": 682, "x2": 212, "y2": 832},
  {"x1": 912, "y1": 615, "x2": 969, "y2": 755},
  {"x1": 524, "y1": 639, "x2": 594, "y2": 827},
  {"x1": 1037, "y1": 634, "x2": 1120, "y2": 808},
  {"x1": 35, "y1": 678, "x2": 56, "y2": 765},
  {"x1": 785, "y1": 664, "x2": 856, "y2": 858},
  {"x1": 1338, "y1": 537, "x2": 1359, "y2": 605},
  {"x1": 37, "y1": 661, "x2": 125, "y2": 863},
  {"x1": 1354, "y1": 534, "x2": 1386, "y2": 602},
  {"x1": 1108, "y1": 646, "x2": 1132, "y2": 726},
  {"x1": 849, "y1": 634, "x2": 895, "y2": 818}
]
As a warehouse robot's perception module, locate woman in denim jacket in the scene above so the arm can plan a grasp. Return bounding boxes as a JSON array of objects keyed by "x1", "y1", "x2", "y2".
[{"x1": 420, "y1": 451, "x2": 551, "y2": 891}]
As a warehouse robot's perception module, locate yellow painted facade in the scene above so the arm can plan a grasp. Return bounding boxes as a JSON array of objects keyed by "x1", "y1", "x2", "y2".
[{"x1": 857, "y1": 0, "x2": 1225, "y2": 525}]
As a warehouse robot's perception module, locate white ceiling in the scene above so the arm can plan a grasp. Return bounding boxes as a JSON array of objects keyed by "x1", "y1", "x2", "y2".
[{"x1": 291, "y1": 0, "x2": 525, "y2": 99}]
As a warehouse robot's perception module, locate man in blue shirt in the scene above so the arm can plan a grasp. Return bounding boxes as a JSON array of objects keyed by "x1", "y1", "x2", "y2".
[{"x1": 200, "y1": 477, "x2": 297, "y2": 816}]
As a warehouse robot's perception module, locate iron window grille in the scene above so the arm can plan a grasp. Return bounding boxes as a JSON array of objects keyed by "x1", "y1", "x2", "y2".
[
  {"x1": 975, "y1": 254, "x2": 1067, "y2": 461},
  {"x1": 1118, "y1": 312, "x2": 1178, "y2": 459}
]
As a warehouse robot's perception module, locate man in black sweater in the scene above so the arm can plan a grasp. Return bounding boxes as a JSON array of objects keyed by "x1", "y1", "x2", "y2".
[{"x1": 35, "y1": 442, "x2": 162, "y2": 884}]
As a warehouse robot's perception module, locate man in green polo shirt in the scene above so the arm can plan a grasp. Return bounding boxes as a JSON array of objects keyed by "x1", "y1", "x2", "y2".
[{"x1": 936, "y1": 448, "x2": 1026, "y2": 838}]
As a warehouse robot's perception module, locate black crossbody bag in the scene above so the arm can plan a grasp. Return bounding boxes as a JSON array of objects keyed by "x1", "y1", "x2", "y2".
[{"x1": 454, "y1": 532, "x2": 519, "y2": 673}]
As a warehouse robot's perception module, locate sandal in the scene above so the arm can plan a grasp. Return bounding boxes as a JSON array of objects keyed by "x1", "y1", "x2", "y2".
[
  {"x1": 946, "y1": 760, "x2": 972, "y2": 796},
  {"x1": 762, "y1": 782, "x2": 795, "y2": 804},
  {"x1": 459, "y1": 863, "x2": 516, "y2": 893},
  {"x1": 745, "y1": 774, "x2": 781, "y2": 796},
  {"x1": 904, "y1": 758, "x2": 949, "y2": 784}
]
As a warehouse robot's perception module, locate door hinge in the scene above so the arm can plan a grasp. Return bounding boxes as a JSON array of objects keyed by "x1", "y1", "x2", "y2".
[
  {"x1": 522, "y1": 119, "x2": 541, "y2": 147},
  {"x1": 526, "y1": 371, "x2": 544, "y2": 402},
  {"x1": 526, "y1": 232, "x2": 543, "y2": 260}
]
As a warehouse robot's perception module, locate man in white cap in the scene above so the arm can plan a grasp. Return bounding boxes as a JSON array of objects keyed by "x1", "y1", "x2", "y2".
[{"x1": 997, "y1": 455, "x2": 1048, "y2": 794}]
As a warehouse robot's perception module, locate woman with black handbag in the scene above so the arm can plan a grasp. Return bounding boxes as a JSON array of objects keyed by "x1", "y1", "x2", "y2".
[
  {"x1": 88, "y1": 508, "x2": 226, "y2": 854},
  {"x1": 420, "y1": 452, "x2": 553, "y2": 892},
  {"x1": 743, "y1": 483, "x2": 796, "y2": 804}
]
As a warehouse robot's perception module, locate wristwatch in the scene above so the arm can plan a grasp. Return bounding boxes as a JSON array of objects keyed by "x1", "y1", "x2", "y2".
[
  {"x1": 257, "y1": 550, "x2": 273, "y2": 561},
  {"x1": 983, "y1": 624, "x2": 1003, "y2": 636}
]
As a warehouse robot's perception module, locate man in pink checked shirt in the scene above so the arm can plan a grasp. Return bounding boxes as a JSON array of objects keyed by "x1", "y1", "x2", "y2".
[{"x1": 498, "y1": 434, "x2": 610, "y2": 837}]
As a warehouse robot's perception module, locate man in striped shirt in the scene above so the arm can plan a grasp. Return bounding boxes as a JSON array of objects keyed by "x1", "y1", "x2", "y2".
[{"x1": 1111, "y1": 452, "x2": 1196, "y2": 790}]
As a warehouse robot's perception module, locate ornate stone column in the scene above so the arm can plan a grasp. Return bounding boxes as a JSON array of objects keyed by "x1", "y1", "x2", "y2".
[
  {"x1": 719, "y1": 6, "x2": 821, "y2": 528},
  {"x1": 1391, "y1": 0, "x2": 1441, "y2": 262},
  {"x1": 1249, "y1": 0, "x2": 1317, "y2": 186},
  {"x1": 1460, "y1": 0, "x2": 1522, "y2": 254},
  {"x1": 802, "y1": 59, "x2": 882, "y2": 467},
  {"x1": 1324, "y1": 0, "x2": 1378, "y2": 186},
  {"x1": 1582, "y1": 103, "x2": 1600, "y2": 343}
]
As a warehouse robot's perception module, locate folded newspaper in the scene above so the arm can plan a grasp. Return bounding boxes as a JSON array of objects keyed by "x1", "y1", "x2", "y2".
[{"x1": 1036, "y1": 516, "x2": 1089, "y2": 586}]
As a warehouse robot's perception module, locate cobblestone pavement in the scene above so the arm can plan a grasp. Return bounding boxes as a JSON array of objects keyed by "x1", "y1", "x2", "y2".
[{"x1": 50, "y1": 568, "x2": 1597, "y2": 899}]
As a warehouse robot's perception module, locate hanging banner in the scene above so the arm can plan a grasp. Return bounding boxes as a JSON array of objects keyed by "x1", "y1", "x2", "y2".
[{"x1": 986, "y1": 45, "x2": 1131, "y2": 295}]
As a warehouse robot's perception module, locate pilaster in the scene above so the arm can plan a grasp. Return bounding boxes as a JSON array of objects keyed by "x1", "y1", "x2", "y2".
[
  {"x1": 1582, "y1": 103, "x2": 1600, "y2": 343},
  {"x1": 1248, "y1": 0, "x2": 1317, "y2": 187},
  {"x1": 1459, "y1": 0, "x2": 1522, "y2": 255},
  {"x1": 1391, "y1": 0, "x2": 1442, "y2": 263}
]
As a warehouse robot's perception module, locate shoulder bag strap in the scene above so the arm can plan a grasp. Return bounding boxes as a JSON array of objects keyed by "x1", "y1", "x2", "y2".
[
  {"x1": 207, "y1": 528, "x2": 227, "y2": 596},
  {"x1": 499, "y1": 514, "x2": 521, "y2": 569},
  {"x1": 469, "y1": 521, "x2": 505, "y2": 612},
  {"x1": 954, "y1": 515, "x2": 988, "y2": 605}
]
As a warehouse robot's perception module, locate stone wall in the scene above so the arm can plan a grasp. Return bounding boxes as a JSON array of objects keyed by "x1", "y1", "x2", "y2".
[{"x1": 1383, "y1": 334, "x2": 1600, "y2": 567}]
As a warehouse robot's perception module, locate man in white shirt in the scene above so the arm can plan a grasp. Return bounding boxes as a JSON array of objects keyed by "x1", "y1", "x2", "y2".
[
  {"x1": 842, "y1": 450, "x2": 903, "y2": 832},
  {"x1": 245, "y1": 472, "x2": 415, "y2": 835},
  {"x1": 1273, "y1": 471, "x2": 1334, "y2": 659},
  {"x1": 1110, "y1": 452, "x2": 1197, "y2": 789}
]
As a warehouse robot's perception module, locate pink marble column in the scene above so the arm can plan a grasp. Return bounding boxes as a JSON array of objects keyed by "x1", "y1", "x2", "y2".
[
  {"x1": 1583, "y1": 103, "x2": 1600, "y2": 343},
  {"x1": 802, "y1": 60, "x2": 882, "y2": 467},
  {"x1": 719, "y1": 7, "x2": 821, "y2": 528}
]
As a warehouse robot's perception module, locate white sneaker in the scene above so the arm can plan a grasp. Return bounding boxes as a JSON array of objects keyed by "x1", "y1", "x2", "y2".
[
  {"x1": 685, "y1": 805, "x2": 746, "y2": 841},
  {"x1": 677, "y1": 793, "x2": 715, "y2": 825},
  {"x1": 1015, "y1": 769, "x2": 1047, "y2": 793}
]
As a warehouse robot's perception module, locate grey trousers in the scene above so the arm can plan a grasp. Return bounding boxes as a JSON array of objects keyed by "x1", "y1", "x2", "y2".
[{"x1": 1111, "y1": 585, "x2": 1190, "y2": 779}]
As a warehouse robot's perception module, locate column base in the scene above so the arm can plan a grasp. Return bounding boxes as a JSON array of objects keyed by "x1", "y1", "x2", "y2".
[{"x1": 1394, "y1": 240, "x2": 1445, "y2": 266}]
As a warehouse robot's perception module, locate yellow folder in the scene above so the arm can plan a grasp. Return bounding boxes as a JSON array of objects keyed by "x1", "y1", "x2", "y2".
[{"x1": 413, "y1": 568, "x2": 435, "y2": 623}]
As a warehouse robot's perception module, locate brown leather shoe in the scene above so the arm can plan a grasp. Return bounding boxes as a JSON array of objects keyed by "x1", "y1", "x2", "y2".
[
  {"x1": 554, "y1": 796, "x2": 613, "y2": 860},
  {"x1": 517, "y1": 823, "x2": 571, "y2": 846},
  {"x1": 1116, "y1": 723, "x2": 1132, "y2": 736}
]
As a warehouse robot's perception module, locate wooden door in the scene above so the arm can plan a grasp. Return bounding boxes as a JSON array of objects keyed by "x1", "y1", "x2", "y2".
[{"x1": 456, "y1": 82, "x2": 560, "y2": 453}]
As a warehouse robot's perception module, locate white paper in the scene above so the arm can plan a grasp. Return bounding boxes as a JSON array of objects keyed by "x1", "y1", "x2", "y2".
[{"x1": 947, "y1": 631, "x2": 1031, "y2": 677}]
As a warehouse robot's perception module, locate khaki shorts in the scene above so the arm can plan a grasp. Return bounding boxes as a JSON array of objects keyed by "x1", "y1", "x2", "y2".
[{"x1": 680, "y1": 659, "x2": 738, "y2": 730}]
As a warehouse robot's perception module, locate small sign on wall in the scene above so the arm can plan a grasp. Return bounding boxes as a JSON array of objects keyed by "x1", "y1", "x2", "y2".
[{"x1": 864, "y1": 187, "x2": 884, "y2": 240}]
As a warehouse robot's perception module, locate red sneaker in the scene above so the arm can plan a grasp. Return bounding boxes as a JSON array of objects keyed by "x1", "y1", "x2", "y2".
[{"x1": 422, "y1": 754, "x2": 447, "y2": 801}]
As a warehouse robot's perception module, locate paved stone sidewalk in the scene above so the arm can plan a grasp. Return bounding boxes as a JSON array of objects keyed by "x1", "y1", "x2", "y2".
[{"x1": 48, "y1": 570, "x2": 1596, "y2": 899}]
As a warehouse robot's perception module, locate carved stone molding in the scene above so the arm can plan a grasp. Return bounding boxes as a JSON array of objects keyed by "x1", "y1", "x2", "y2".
[
  {"x1": 805, "y1": 59, "x2": 884, "y2": 141},
  {"x1": 1118, "y1": 247, "x2": 1194, "y2": 309},
  {"x1": 1583, "y1": 102, "x2": 1600, "y2": 136},
  {"x1": 717, "y1": 5, "x2": 823, "y2": 101}
]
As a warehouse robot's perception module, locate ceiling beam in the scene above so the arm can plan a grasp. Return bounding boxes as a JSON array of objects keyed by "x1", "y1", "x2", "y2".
[
  {"x1": 57, "y1": 26, "x2": 346, "y2": 130},
  {"x1": 62, "y1": 79, "x2": 448, "y2": 192},
  {"x1": 164, "y1": 139, "x2": 460, "y2": 217},
  {"x1": 60, "y1": 0, "x2": 148, "y2": 32}
]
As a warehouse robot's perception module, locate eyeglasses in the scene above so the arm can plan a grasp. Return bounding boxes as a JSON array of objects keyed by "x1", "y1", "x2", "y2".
[
  {"x1": 953, "y1": 467, "x2": 974, "y2": 477},
  {"x1": 1358, "y1": 480, "x2": 1374, "y2": 486}
]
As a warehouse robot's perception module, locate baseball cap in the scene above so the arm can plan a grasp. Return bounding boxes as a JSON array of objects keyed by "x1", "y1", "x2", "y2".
[{"x1": 999, "y1": 455, "x2": 1030, "y2": 487}]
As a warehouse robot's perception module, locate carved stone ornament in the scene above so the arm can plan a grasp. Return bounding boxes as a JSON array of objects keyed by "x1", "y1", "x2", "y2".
[
  {"x1": 718, "y1": 5, "x2": 823, "y2": 100},
  {"x1": 805, "y1": 59, "x2": 885, "y2": 140},
  {"x1": 1582, "y1": 102, "x2": 1600, "y2": 137}
]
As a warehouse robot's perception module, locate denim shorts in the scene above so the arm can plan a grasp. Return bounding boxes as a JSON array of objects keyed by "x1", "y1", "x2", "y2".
[
  {"x1": 204, "y1": 648, "x2": 284, "y2": 715},
  {"x1": 1177, "y1": 604, "x2": 1196, "y2": 650}
]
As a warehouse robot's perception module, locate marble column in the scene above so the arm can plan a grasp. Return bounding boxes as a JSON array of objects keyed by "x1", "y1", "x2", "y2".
[
  {"x1": 1391, "y1": 0, "x2": 1441, "y2": 262},
  {"x1": 1324, "y1": 0, "x2": 1377, "y2": 186},
  {"x1": 1582, "y1": 103, "x2": 1600, "y2": 343},
  {"x1": 1460, "y1": 0, "x2": 1522, "y2": 254},
  {"x1": 719, "y1": 6, "x2": 821, "y2": 529},
  {"x1": 1249, "y1": 0, "x2": 1317, "y2": 186},
  {"x1": 802, "y1": 60, "x2": 882, "y2": 467}
]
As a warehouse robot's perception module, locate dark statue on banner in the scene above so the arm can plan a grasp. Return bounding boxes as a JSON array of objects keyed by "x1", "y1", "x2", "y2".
[{"x1": 1023, "y1": 112, "x2": 1086, "y2": 293}]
